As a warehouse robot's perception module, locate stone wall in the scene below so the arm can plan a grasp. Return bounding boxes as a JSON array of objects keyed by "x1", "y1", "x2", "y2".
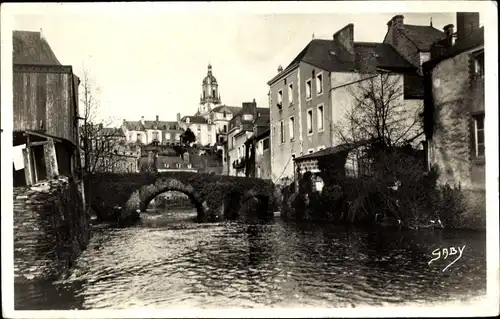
[{"x1": 13, "y1": 176, "x2": 90, "y2": 283}]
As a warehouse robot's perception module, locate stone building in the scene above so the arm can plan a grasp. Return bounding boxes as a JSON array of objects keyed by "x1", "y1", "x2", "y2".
[
  {"x1": 12, "y1": 30, "x2": 82, "y2": 187},
  {"x1": 423, "y1": 12, "x2": 484, "y2": 212},
  {"x1": 225, "y1": 100, "x2": 270, "y2": 176},
  {"x1": 267, "y1": 20, "x2": 432, "y2": 184},
  {"x1": 121, "y1": 115, "x2": 183, "y2": 146}
]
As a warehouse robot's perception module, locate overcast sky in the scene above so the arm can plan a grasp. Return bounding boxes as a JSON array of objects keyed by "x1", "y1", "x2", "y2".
[{"x1": 8, "y1": 3, "x2": 482, "y2": 127}]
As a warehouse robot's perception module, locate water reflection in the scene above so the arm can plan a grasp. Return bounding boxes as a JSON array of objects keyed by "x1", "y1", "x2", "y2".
[{"x1": 15, "y1": 208, "x2": 486, "y2": 310}]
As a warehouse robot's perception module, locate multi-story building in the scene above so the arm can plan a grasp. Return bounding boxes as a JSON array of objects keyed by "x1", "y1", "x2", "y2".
[
  {"x1": 177, "y1": 114, "x2": 217, "y2": 146},
  {"x1": 194, "y1": 63, "x2": 242, "y2": 143},
  {"x1": 122, "y1": 115, "x2": 184, "y2": 146},
  {"x1": 225, "y1": 100, "x2": 270, "y2": 176},
  {"x1": 268, "y1": 20, "x2": 436, "y2": 183},
  {"x1": 423, "y1": 12, "x2": 484, "y2": 212},
  {"x1": 12, "y1": 30, "x2": 82, "y2": 187}
]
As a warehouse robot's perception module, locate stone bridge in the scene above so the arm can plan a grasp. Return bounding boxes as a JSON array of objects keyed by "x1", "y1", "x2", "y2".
[{"x1": 89, "y1": 172, "x2": 278, "y2": 225}]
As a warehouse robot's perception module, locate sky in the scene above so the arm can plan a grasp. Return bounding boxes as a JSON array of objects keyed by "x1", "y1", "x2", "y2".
[{"x1": 7, "y1": 4, "x2": 474, "y2": 127}]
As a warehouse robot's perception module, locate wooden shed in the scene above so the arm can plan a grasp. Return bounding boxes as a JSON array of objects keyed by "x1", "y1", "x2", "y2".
[{"x1": 12, "y1": 30, "x2": 82, "y2": 187}]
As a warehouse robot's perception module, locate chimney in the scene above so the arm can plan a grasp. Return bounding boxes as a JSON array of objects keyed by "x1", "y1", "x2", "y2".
[
  {"x1": 333, "y1": 23, "x2": 354, "y2": 55},
  {"x1": 277, "y1": 65, "x2": 283, "y2": 73},
  {"x1": 176, "y1": 113, "x2": 181, "y2": 122},
  {"x1": 140, "y1": 116, "x2": 144, "y2": 125},
  {"x1": 388, "y1": 15, "x2": 404, "y2": 47},
  {"x1": 443, "y1": 24, "x2": 455, "y2": 46},
  {"x1": 456, "y1": 12, "x2": 480, "y2": 42},
  {"x1": 156, "y1": 115, "x2": 159, "y2": 122}
]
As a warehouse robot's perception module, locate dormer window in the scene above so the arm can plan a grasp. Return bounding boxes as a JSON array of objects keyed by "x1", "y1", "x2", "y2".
[
  {"x1": 176, "y1": 163, "x2": 181, "y2": 169},
  {"x1": 186, "y1": 118, "x2": 190, "y2": 124}
]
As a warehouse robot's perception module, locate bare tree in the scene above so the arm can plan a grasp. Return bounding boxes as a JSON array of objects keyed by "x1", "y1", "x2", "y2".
[
  {"x1": 79, "y1": 68, "x2": 131, "y2": 176},
  {"x1": 332, "y1": 72, "x2": 423, "y2": 148}
]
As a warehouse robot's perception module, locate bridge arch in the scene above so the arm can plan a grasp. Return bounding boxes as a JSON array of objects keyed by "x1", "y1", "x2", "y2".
[
  {"x1": 223, "y1": 189, "x2": 271, "y2": 220},
  {"x1": 124, "y1": 178, "x2": 205, "y2": 219}
]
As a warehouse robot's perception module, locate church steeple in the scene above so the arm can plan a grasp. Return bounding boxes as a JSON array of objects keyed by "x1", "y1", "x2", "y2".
[{"x1": 199, "y1": 62, "x2": 221, "y2": 115}]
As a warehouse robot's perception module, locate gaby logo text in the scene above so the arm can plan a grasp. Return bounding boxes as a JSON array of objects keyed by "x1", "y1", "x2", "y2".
[{"x1": 428, "y1": 245, "x2": 466, "y2": 272}]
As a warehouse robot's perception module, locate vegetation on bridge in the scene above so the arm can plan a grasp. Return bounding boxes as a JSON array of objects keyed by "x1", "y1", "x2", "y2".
[{"x1": 90, "y1": 171, "x2": 277, "y2": 225}]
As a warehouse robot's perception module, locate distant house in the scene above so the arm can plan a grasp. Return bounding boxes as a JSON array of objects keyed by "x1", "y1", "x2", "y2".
[
  {"x1": 244, "y1": 128, "x2": 271, "y2": 179},
  {"x1": 122, "y1": 115, "x2": 184, "y2": 146},
  {"x1": 383, "y1": 14, "x2": 447, "y2": 73},
  {"x1": 82, "y1": 125, "x2": 140, "y2": 173},
  {"x1": 12, "y1": 30, "x2": 81, "y2": 187},
  {"x1": 177, "y1": 114, "x2": 217, "y2": 147},
  {"x1": 225, "y1": 100, "x2": 270, "y2": 177},
  {"x1": 423, "y1": 13, "x2": 484, "y2": 211}
]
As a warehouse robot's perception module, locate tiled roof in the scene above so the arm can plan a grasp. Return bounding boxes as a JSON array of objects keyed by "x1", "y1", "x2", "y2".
[
  {"x1": 294, "y1": 139, "x2": 372, "y2": 161},
  {"x1": 402, "y1": 24, "x2": 446, "y2": 51},
  {"x1": 123, "y1": 120, "x2": 181, "y2": 131},
  {"x1": 255, "y1": 128, "x2": 270, "y2": 140},
  {"x1": 211, "y1": 105, "x2": 242, "y2": 114},
  {"x1": 100, "y1": 127, "x2": 125, "y2": 137},
  {"x1": 181, "y1": 116, "x2": 208, "y2": 124},
  {"x1": 353, "y1": 42, "x2": 415, "y2": 73},
  {"x1": 13, "y1": 31, "x2": 62, "y2": 65},
  {"x1": 143, "y1": 120, "x2": 181, "y2": 130},
  {"x1": 253, "y1": 115, "x2": 270, "y2": 128},
  {"x1": 268, "y1": 39, "x2": 416, "y2": 84}
]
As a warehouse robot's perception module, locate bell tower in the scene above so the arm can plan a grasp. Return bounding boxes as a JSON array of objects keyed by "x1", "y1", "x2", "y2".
[{"x1": 199, "y1": 63, "x2": 221, "y2": 116}]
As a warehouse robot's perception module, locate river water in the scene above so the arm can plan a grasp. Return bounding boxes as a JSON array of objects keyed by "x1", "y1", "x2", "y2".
[{"x1": 15, "y1": 208, "x2": 486, "y2": 310}]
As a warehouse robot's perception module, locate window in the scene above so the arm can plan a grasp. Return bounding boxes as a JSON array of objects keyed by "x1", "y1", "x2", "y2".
[
  {"x1": 212, "y1": 89, "x2": 216, "y2": 97},
  {"x1": 262, "y1": 138, "x2": 269, "y2": 151},
  {"x1": 279, "y1": 121, "x2": 285, "y2": 144},
  {"x1": 175, "y1": 133, "x2": 180, "y2": 140},
  {"x1": 223, "y1": 125, "x2": 227, "y2": 132},
  {"x1": 308, "y1": 148, "x2": 314, "y2": 154},
  {"x1": 152, "y1": 131, "x2": 159, "y2": 141},
  {"x1": 474, "y1": 114, "x2": 485, "y2": 157},
  {"x1": 203, "y1": 91, "x2": 206, "y2": 99},
  {"x1": 263, "y1": 138, "x2": 270, "y2": 151},
  {"x1": 288, "y1": 83, "x2": 293, "y2": 105},
  {"x1": 197, "y1": 125, "x2": 201, "y2": 131},
  {"x1": 137, "y1": 134, "x2": 142, "y2": 142},
  {"x1": 176, "y1": 163, "x2": 181, "y2": 169},
  {"x1": 307, "y1": 109, "x2": 313, "y2": 134},
  {"x1": 306, "y1": 79, "x2": 312, "y2": 99},
  {"x1": 316, "y1": 73, "x2": 323, "y2": 95},
  {"x1": 277, "y1": 89, "x2": 283, "y2": 109},
  {"x1": 473, "y1": 52, "x2": 484, "y2": 79},
  {"x1": 289, "y1": 116, "x2": 295, "y2": 141},
  {"x1": 317, "y1": 104, "x2": 324, "y2": 131},
  {"x1": 165, "y1": 132, "x2": 171, "y2": 140}
]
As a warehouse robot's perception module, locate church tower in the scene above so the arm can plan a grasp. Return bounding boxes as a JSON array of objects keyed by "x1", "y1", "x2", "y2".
[{"x1": 199, "y1": 63, "x2": 221, "y2": 116}]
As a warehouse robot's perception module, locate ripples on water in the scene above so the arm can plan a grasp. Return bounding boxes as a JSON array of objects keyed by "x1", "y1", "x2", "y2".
[{"x1": 15, "y1": 208, "x2": 487, "y2": 310}]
